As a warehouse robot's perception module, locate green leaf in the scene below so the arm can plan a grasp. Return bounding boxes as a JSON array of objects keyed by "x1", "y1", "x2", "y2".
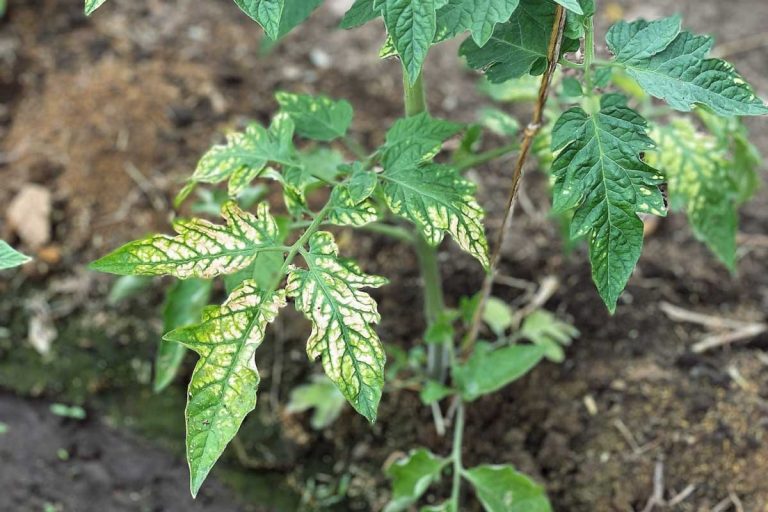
[
  {"x1": 435, "y1": 0, "x2": 520, "y2": 47},
  {"x1": 383, "y1": 113, "x2": 463, "y2": 168},
  {"x1": 551, "y1": 0, "x2": 582, "y2": 14},
  {"x1": 453, "y1": 342, "x2": 545, "y2": 401},
  {"x1": 286, "y1": 375, "x2": 347, "y2": 430},
  {"x1": 163, "y1": 282, "x2": 286, "y2": 497},
  {"x1": 520, "y1": 309, "x2": 578, "y2": 363},
  {"x1": 327, "y1": 187, "x2": 378, "y2": 227},
  {"x1": 460, "y1": 0, "x2": 579, "y2": 83},
  {"x1": 154, "y1": 279, "x2": 213, "y2": 392},
  {"x1": 341, "y1": 0, "x2": 382, "y2": 29},
  {"x1": 463, "y1": 465, "x2": 552, "y2": 512},
  {"x1": 381, "y1": 163, "x2": 490, "y2": 269},
  {"x1": 91, "y1": 202, "x2": 281, "y2": 279},
  {"x1": 190, "y1": 114, "x2": 296, "y2": 196},
  {"x1": 382, "y1": 0, "x2": 437, "y2": 83},
  {"x1": 0, "y1": 241, "x2": 31, "y2": 270},
  {"x1": 550, "y1": 94, "x2": 666, "y2": 312},
  {"x1": 276, "y1": 92, "x2": 354, "y2": 142},
  {"x1": 420, "y1": 380, "x2": 453, "y2": 404},
  {"x1": 649, "y1": 117, "x2": 756, "y2": 270},
  {"x1": 482, "y1": 297, "x2": 514, "y2": 336},
  {"x1": 286, "y1": 232, "x2": 388, "y2": 422},
  {"x1": 607, "y1": 17, "x2": 768, "y2": 116},
  {"x1": 107, "y1": 275, "x2": 153, "y2": 305},
  {"x1": 263, "y1": 0, "x2": 322, "y2": 42},
  {"x1": 233, "y1": 0, "x2": 285, "y2": 40},
  {"x1": 84, "y1": 0, "x2": 108, "y2": 15},
  {"x1": 385, "y1": 449, "x2": 449, "y2": 512}
]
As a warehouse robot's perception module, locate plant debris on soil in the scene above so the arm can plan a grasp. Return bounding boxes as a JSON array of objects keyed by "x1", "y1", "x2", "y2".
[{"x1": 1, "y1": 0, "x2": 768, "y2": 511}]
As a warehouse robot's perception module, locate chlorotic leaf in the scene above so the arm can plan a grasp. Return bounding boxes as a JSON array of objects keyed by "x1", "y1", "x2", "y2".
[
  {"x1": 435, "y1": 0, "x2": 521, "y2": 47},
  {"x1": 649, "y1": 118, "x2": 754, "y2": 270},
  {"x1": 276, "y1": 92, "x2": 354, "y2": 142},
  {"x1": 84, "y1": 0, "x2": 108, "y2": 15},
  {"x1": 460, "y1": 0, "x2": 579, "y2": 83},
  {"x1": 233, "y1": 0, "x2": 285, "y2": 40},
  {"x1": 327, "y1": 187, "x2": 378, "y2": 227},
  {"x1": 550, "y1": 94, "x2": 666, "y2": 312},
  {"x1": 382, "y1": 0, "x2": 437, "y2": 83},
  {"x1": 463, "y1": 465, "x2": 552, "y2": 512},
  {"x1": 345, "y1": 164, "x2": 379, "y2": 204},
  {"x1": 341, "y1": 0, "x2": 382, "y2": 29},
  {"x1": 381, "y1": 163, "x2": 490, "y2": 269},
  {"x1": 286, "y1": 232, "x2": 388, "y2": 422},
  {"x1": 190, "y1": 114, "x2": 296, "y2": 197},
  {"x1": 90, "y1": 202, "x2": 282, "y2": 279},
  {"x1": 453, "y1": 342, "x2": 545, "y2": 401},
  {"x1": 286, "y1": 375, "x2": 347, "y2": 430},
  {"x1": 163, "y1": 282, "x2": 286, "y2": 497},
  {"x1": 607, "y1": 17, "x2": 768, "y2": 116},
  {"x1": 0, "y1": 241, "x2": 31, "y2": 270},
  {"x1": 385, "y1": 449, "x2": 449, "y2": 512},
  {"x1": 154, "y1": 279, "x2": 213, "y2": 392}
]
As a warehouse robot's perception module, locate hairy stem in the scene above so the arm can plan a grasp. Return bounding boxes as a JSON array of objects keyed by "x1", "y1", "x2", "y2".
[
  {"x1": 449, "y1": 401, "x2": 466, "y2": 510},
  {"x1": 402, "y1": 68, "x2": 449, "y2": 381},
  {"x1": 461, "y1": 5, "x2": 567, "y2": 356}
]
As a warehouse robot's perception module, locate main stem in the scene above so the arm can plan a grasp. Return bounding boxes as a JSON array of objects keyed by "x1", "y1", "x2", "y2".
[
  {"x1": 449, "y1": 401, "x2": 466, "y2": 510},
  {"x1": 403, "y1": 70, "x2": 449, "y2": 381}
]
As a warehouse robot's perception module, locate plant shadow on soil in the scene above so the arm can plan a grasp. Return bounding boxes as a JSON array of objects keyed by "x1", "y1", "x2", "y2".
[{"x1": 1, "y1": 0, "x2": 768, "y2": 510}]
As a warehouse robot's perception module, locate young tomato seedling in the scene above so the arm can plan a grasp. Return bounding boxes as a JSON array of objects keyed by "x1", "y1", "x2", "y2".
[{"x1": 87, "y1": 0, "x2": 766, "y2": 509}]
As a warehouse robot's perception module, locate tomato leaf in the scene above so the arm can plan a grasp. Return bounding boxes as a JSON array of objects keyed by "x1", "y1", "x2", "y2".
[
  {"x1": 607, "y1": 17, "x2": 768, "y2": 116},
  {"x1": 550, "y1": 94, "x2": 666, "y2": 312},
  {"x1": 385, "y1": 449, "x2": 448, "y2": 512},
  {"x1": 460, "y1": 0, "x2": 579, "y2": 83},
  {"x1": 286, "y1": 232, "x2": 388, "y2": 422},
  {"x1": 463, "y1": 465, "x2": 552, "y2": 512},
  {"x1": 164, "y1": 282, "x2": 286, "y2": 497},
  {"x1": 90, "y1": 202, "x2": 282, "y2": 279},
  {"x1": 276, "y1": 92, "x2": 354, "y2": 142},
  {"x1": 0, "y1": 241, "x2": 31, "y2": 270},
  {"x1": 436, "y1": 0, "x2": 521, "y2": 47},
  {"x1": 382, "y1": 0, "x2": 437, "y2": 83},
  {"x1": 453, "y1": 342, "x2": 545, "y2": 401}
]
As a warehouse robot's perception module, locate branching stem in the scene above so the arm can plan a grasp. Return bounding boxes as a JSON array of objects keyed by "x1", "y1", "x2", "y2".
[{"x1": 461, "y1": 5, "x2": 568, "y2": 356}]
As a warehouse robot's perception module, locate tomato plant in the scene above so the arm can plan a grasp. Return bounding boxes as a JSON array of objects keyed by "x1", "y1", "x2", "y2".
[{"x1": 86, "y1": 0, "x2": 766, "y2": 509}]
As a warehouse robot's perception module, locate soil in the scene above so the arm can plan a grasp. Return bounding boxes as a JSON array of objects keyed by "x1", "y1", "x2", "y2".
[{"x1": 1, "y1": 0, "x2": 768, "y2": 511}]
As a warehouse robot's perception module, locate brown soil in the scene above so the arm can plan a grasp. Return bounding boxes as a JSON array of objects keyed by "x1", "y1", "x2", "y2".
[{"x1": 1, "y1": 0, "x2": 768, "y2": 511}]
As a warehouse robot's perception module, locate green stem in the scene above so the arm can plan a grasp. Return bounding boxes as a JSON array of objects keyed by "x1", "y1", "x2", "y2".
[
  {"x1": 449, "y1": 401, "x2": 465, "y2": 510},
  {"x1": 402, "y1": 67, "x2": 449, "y2": 382},
  {"x1": 403, "y1": 71, "x2": 428, "y2": 116},
  {"x1": 269, "y1": 205, "x2": 331, "y2": 291},
  {"x1": 583, "y1": 15, "x2": 596, "y2": 93},
  {"x1": 455, "y1": 142, "x2": 519, "y2": 173}
]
